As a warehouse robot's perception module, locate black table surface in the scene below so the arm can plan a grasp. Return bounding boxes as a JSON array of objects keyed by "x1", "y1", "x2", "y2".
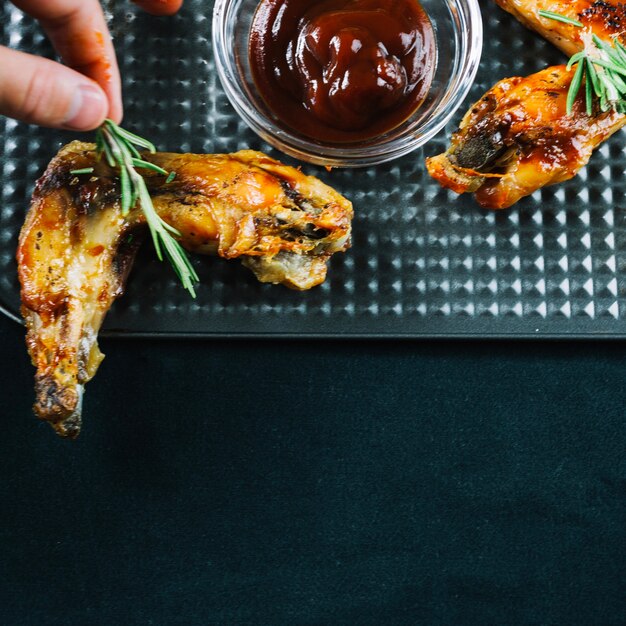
[{"x1": 1, "y1": 312, "x2": 625, "y2": 625}]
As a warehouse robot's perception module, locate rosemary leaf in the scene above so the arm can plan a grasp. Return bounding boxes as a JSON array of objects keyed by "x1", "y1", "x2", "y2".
[
  {"x1": 120, "y1": 165, "x2": 132, "y2": 216},
  {"x1": 137, "y1": 180, "x2": 164, "y2": 260},
  {"x1": 95, "y1": 133, "x2": 105, "y2": 156},
  {"x1": 98, "y1": 131, "x2": 116, "y2": 168},
  {"x1": 131, "y1": 158, "x2": 169, "y2": 176},
  {"x1": 615, "y1": 41, "x2": 626, "y2": 66},
  {"x1": 108, "y1": 122, "x2": 157, "y2": 153},
  {"x1": 589, "y1": 57, "x2": 626, "y2": 77},
  {"x1": 537, "y1": 10, "x2": 583, "y2": 27},
  {"x1": 608, "y1": 69, "x2": 626, "y2": 94},
  {"x1": 130, "y1": 186, "x2": 139, "y2": 210},
  {"x1": 585, "y1": 66, "x2": 593, "y2": 115},
  {"x1": 70, "y1": 167, "x2": 95, "y2": 175},
  {"x1": 599, "y1": 71, "x2": 620, "y2": 105},
  {"x1": 567, "y1": 51, "x2": 585, "y2": 71},
  {"x1": 600, "y1": 90, "x2": 609, "y2": 112},
  {"x1": 125, "y1": 141, "x2": 142, "y2": 160},
  {"x1": 567, "y1": 59, "x2": 586, "y2": 114},
  {"x1": 586, "y1": 59, "x2": 602, "y2": 98}
]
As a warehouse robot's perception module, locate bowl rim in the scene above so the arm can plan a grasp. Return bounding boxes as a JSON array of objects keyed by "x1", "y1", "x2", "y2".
[{"x1": 213, "y1": 0, "x2": 483, "y2": 167}]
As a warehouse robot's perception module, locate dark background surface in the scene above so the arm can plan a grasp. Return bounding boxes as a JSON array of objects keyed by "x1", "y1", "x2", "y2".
[{"x1": 1, "y1": 313, "x2": 625, "y2": 625}]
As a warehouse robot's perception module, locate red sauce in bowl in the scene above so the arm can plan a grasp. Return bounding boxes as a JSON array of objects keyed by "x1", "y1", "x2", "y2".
[{"x1": 249, "y1": 0, "x2": 436, "y2": 143}]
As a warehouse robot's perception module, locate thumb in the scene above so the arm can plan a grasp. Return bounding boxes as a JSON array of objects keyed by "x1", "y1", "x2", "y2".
[{"x1": 0, "y1": 46, "x2": 108, "y2": 130}]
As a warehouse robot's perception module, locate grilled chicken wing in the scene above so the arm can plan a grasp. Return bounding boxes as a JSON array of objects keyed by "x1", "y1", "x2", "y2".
[
  {"x1": 426, "y1": 66, "x2": 626, "y2": 208},
  {"x1": 426, "y1": 0, "x2": 626, "y2": 209},
  {"x1": 18, "y1": 141, "x2": 353, "y2": 437}
]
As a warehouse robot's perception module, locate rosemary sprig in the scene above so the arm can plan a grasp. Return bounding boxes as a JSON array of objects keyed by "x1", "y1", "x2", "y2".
[
  {"x1": 538, "y1": 10, "x2": 626, "y2": 115},
  {"x1": 95, "y1": 119, "x2": 198, "y2": 297}
]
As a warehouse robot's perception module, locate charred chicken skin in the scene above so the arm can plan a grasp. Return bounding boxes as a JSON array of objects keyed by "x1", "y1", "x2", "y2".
[
  {"x1": 18, "y1": 141, "x2": 353, "y2": 437},
  {"x1": 426, "y1": 0, "x2": 626, "y2": 209}
]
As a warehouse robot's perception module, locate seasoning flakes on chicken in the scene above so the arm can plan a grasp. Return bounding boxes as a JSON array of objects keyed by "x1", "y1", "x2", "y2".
[{"x1": 18, "y1": 141, "x2": 353, "y2": 437}]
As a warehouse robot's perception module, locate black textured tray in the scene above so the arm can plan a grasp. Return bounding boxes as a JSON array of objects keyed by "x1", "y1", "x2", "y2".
[{"x1": 2, "y1": 0, "x2": 626, "y2": 338}]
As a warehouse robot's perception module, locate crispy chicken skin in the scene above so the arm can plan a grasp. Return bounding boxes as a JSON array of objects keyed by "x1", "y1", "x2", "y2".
[
  {"x1": 495, "y1": 0, "x2": 626, "y2": 56},
  {"x1": 426, "y1": 0, "x2": 626, "y2": 209},
  {"x1": 426, "y1": 66, "x2": 626, "y2": 209},
  {"x1": 18, "y1": 141, "x2": 353, "y2": 437}
]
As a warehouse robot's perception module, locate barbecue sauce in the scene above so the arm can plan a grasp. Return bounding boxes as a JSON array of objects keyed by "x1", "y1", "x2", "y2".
[{"x1": 249, "y1": 0, "x2": 436, "y2": 143}]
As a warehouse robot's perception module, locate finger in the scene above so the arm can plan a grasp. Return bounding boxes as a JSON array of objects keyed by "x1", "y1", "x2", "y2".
[
  {"x1": 0, "y1": 46, "x2": 108, "y2": 129},
  {"x1": 131, "y1": 0, "x2": 184, "y2": 16},
  {"x1": 11, "y1": 0, "x2": 122, "y2": 123}
]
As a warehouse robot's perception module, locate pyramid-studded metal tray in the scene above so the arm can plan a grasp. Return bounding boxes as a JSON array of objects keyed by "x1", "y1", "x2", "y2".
[{"x1": 2, "y1": 0, "x2": 626, "y2": 338}]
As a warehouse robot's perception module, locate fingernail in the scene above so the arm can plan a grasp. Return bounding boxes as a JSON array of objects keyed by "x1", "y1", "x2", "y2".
[{"x1": 63, "y1": 84, "x2": 107, "y2": 130}]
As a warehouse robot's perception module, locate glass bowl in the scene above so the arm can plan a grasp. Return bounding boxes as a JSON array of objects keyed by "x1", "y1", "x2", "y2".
[{"x1": 213, "y1": 0, "x2": 483, "y2": 167}]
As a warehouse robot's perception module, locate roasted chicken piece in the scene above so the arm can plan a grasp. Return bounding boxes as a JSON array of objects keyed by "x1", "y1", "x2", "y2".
[
  {"x1": 426, "y1": 0, "x2": 626, "y2": 209},
  {"x1": 18, "y1": 141, "x2": 353, "y2": 437},
  {"x1": 495, "y1": 0, "x2": 626, "y2": 56},
  {"x1": 426, "y1": 66, "x2": 626, "y2": 209}
]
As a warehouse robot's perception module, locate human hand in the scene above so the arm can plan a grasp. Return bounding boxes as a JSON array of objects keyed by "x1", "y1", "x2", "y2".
[{"x1": 0, "y1": 1, "x2": 184, "y2": 131}]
